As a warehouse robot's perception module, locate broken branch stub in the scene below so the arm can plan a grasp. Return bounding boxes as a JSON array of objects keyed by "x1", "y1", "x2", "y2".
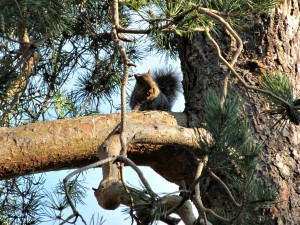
[{"x1": 95, "y1": 122, "x2": 212, "y2": 212}]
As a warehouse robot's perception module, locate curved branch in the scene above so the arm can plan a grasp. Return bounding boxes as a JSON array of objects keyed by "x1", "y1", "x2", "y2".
[
  {"x1": 209, "y1": 170, "x2": 241, "y2": 207},
  {"x1": 95, "y1": 121, "x2": 212, "y2": 223},
  {"x1": 205, "y1": 30, "x2": 291, "y2": 108},
  {"x1": 62, "y1": 157, "x2": 115, "y2": 225},
  {"x1": 116, "y1": 155, "x2": 154, "y2": 193},
  {"x1": 196, "y1": 8, "x2": 243, "y2": 104}
]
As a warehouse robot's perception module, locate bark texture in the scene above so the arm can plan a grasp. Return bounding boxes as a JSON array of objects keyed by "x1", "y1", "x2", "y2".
[
  {"x1": 176, "y1": 1, "x2": 300, "y2": 224},
  {"x1": 0, "y1": 111, "x2": 202, "y2": 184},
  {"x1": 0, "y1": 112, "x2": 188, "y2": 180}
]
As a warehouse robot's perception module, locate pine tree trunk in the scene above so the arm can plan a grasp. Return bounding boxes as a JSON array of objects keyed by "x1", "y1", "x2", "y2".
[{"x1": 177, "y1": 1, "x2": 300, "y2": 224}]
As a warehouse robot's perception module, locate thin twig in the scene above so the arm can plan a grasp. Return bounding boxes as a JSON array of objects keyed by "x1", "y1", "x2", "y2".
[
  {"x1": 116, "y1": 155, "x2": 154, "y2": 193},
  {"x1": 221, "y1": 30, "x2": 243, "y2": 104},
  {"x1": 183, "y1": 5, "x2": 291, "y2": 108},
  {"x1": 64, "y1": 157, "x2": 115, "y2": 183},
  {"x1": 62, "y1": 157, "x2": 115, "y2": 224},
  {"x1": 0, "y1": 34, "x2": 35, "y2": 45},
  {"x1": 165, "y1": 165, "x2": 212, "y2": 217},
  {"x1": 164, "y1": 194, "x2": 189, "y2": 217},
  {"x1": 110, "y1": 0, "x2": 137, "y2": 156},
  {"x1": 59, "y1": 214, "x2": 77, "y2": 225},
  {"x1": 194, "y1": 156, "x2": 209, "y2": 225},
  {"x1": 195, "y1": 6, "x2": 244, "y2": 105},
  {"x1": 205, "y1": 30, "x2": 291, "y2": 108},
  {"x1": 192, "y1": 157, "x2": 241, "y2": 223},
  {"x1": 209, "y1": 170, "x2": 241, "y2": 207},
  {"x1": 117, "y1": 4, "x2": 198, "y2": 35},
  {"x1": 117, "y1": 162, "x2": 135, "y2": 225}
]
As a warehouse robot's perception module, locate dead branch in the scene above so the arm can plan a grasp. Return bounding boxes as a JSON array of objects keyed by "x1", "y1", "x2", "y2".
[
  {"x1": 110, "y1": 0, "x2": 129, "y2": 156},
  {"x1": 62, "y1": 158, "x2": 115, "y2": 224},
  {"x1": 205, "y1": 30, "x2": 291, "y2": 108},
  {"x1": 208, "y1": 170, "x2": 241, "y2": 207},
  {"x1": 94, "y1": 121, "x2": 212, "y2": 224}
]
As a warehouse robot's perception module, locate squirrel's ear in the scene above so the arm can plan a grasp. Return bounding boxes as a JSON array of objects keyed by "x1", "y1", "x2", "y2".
[{"x1": 147, "y1": 69, "x2": 151, "y2": 75}]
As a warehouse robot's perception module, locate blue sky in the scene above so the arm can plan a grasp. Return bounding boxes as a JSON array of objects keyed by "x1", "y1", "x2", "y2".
[{"x1": 44, "y1": 166, "x2": 180, "y2": 225}]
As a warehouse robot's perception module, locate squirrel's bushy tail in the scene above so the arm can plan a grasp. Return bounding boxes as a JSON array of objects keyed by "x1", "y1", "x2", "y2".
[{"x1": 153, "y1": 68, "x2": 181, "y2": 107}]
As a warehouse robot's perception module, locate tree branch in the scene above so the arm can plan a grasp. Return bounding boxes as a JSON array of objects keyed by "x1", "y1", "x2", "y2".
[
  {"x1": 110, "y1": 0, "x2": 130, "y2": 156},
  {"x1": 62, "y1": 157, "x2": 115, "y2": 225},
  {"x1": 116, "y1": 156, "x2": 154, "y2": 193},
  {"x1": 0, "y1": 111, "x2": 188, "y2": 180},
  {"x1": 94, "y1": 120, "x2": 212, "y2": 223},
  {"x1": 208, "y1": 170, "x2": 241, "y2": 207},
  {"x1": 205, "y1": 30, "x2": 291, "y2": 108},
  {"x1": 94, "y1": 156, "x2": 198, "y2": 225}
]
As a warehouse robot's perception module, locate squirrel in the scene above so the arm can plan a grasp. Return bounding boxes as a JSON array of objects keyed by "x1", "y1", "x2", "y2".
[{"x1": 130, "y1": 68, "x2": 180, "y2": 111}]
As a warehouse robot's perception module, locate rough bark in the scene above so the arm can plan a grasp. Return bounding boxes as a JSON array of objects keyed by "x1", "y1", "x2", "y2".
[
  {"x1": 176, "y1": 1, "x2": 300, "y2": 224},
  {"x1": 253, "y1": 1, "x2": 300, "y2": 223},
  {"x1": 178, "y1": 33, "x2": 223, "y2": 127},
  {"x1": 0, "y1": 111, "x2": 198, "y2": 181}
]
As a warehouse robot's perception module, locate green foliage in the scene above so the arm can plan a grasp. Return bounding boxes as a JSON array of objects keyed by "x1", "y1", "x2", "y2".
[
  {"x1": 0, "y1": 175, "x2": 45, "y2": 224},
  {"x1": 199, "y1": 0, "x2": 279, "y2": 15},
  {"x1": 43, "y1": 172, "x2": 105, "y2": 225},
  {"x1": 0, "y1": 0, "x2": 71, "y2": 35},
  {"x1": 122, "y1": 186, "x2": 169, "y2": 225},
  {"x1": 203, "y1": 89, "x2": 277, "y2": 224},
  {"x1": 260, "y1": 71, "x2": 300, "y2": 125},
  {"x1": 241, "y1": 178, "x2": 278, "y2": 225},
  {"x1": 125, "y1": 0, "x2": 149, "y2": 10},
  {"x1": 123, "y1": 0, "x2": 279, "y2": 55},
  {"x1": 261, "y1": 71, "x2": 294, "y2": 103},
  {"x1": 0, "y1": 0, "x2": 139, "y2": 126},
  {"x1": 0, "y1": 0, "x2": 281, "y2": 125},
  {"x1": 203, "y1": 89, "x2": 256, "y2": 170}
]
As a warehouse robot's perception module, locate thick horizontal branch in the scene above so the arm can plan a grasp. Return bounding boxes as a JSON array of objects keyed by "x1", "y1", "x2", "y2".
[
  {"x1": 0, "y1": 111, "x2": 189, "y2": 180},
  {"x1": 128, "y1": 123, "x2": 210, "y2": 147}
]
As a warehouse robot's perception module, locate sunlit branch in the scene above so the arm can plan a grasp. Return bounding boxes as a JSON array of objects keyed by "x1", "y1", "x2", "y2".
[
  {"x1": 205, "y1": 30, "x2": 291, "y2": 108},
  {"x1": 111, "y1": 0, "x2": 128, "y2": 156},
  {"x1": 116, "y1": 162, "x2": 135, "y2": 224},
  {"x1": 116, "y1": 155, "x2": 154, "y2": 193},
  {"x1": 194, "y1": 156, "x2": 209, "y2": 224}
]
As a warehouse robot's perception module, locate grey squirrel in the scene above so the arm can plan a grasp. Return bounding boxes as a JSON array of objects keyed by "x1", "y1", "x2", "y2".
[{"x1": 130, "y1": 68, "x2": 180, "y2": 111}]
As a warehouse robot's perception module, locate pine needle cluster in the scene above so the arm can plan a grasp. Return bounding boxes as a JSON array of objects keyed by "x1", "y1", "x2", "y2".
[
  {"x1": 0, "y1": 0, "x2": 143, "y2": 125},
  {"x1": 0, "y1": 175, "x2": 45, "y2": 224},
  {"x1": 202, "y1": 89, "x2": 277, "y2": 224},
  {"x1": 260, "y1": 71, "x2": 300, "y2": 125},
  {"x1": 122, "y1": 187, "x2": 168, "y2": 225},
  {"x1": 124, "y1": 0, "x2": 280, "y2": 55}
]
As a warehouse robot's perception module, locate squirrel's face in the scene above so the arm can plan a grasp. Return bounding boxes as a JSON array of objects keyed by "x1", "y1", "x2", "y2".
[
  {"x1": 134, "y1": 73, "x2": 152, "y2": 87},
  {"x1": 133, "y1": 72, "x2": 158, "y2": 99}
]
